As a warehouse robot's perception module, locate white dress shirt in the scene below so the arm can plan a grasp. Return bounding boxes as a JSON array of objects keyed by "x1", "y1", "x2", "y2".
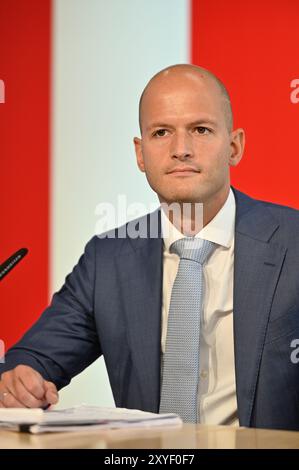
[{"x1": 161, "y1": 188, "x2": 239, "y2": 426}]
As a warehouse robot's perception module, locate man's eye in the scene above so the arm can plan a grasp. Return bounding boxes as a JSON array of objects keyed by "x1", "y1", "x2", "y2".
[
  {"x1": 153, "y1": 129, "x2": 167, "y2": 137},
  {"x1": 195, "y1": 126, "x2": 210, "y2": 134}
]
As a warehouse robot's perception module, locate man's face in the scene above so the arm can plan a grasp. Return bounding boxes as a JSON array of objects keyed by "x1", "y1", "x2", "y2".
[{"x1": 134, "y1": 72, "x2": 243, "y2": 206}]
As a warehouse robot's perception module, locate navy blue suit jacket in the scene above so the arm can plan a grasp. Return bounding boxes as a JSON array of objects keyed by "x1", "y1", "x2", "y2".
[{"x1": 1, "y1": 188, "x2": 299, "y2": 430}]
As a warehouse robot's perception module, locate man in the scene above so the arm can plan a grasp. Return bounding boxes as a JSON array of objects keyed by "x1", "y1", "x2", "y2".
[{"x1": 1, "y1": 64, "x2": 299, "y2": 430}]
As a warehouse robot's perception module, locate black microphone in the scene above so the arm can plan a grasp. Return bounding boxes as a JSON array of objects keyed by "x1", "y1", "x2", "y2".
[{"x1": 0, "y1": 248, "x2": 28, "y2": 281}]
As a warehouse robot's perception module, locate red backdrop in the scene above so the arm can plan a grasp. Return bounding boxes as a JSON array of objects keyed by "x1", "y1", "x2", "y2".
[
  {"x1": 191, "y1": 0, "x2": 299, "y2": 207},
  {"x1": 0, "y1": 0, "x2": 51, "y2": 349}
]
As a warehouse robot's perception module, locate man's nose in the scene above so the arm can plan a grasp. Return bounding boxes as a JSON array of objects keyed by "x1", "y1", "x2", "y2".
[{"x1": 170, "y1": 132, "x2": 193, "y2": 160}]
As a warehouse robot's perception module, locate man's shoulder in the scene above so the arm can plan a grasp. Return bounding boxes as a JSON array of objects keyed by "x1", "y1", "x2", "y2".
[
  {"x1": 234, "y1": 187, "x2": 299, "y2": 220},
  {"x1": 233, "y1": 187, "x2": 299, "y2": 244}
]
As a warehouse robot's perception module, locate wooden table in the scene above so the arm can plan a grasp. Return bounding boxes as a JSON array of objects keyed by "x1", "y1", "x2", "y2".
[{"x1": 1, "y1": 423, "x2": 299, "y2": 449}]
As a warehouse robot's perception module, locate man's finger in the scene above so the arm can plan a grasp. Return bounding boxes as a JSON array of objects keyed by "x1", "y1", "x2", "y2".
[
  {"x1": 1, "y1": 373, "x2": 23, "y2": 405},
  {"x1": 44, "y1": 381, "x2": 59, "y2": 405},
  {"x1": 16, "y1": 366, "x2": 46, "y2": 401},
  {"x1": 4, "y1": 379, "x2": 43, "y2": 408},
  {"x1": 13, "y1": 376, "x2": 47, "y2": 408},
  {"x1": 0, "y1": 389, "x2": 8, "y2": 403},
  {"x1": 0, "y1": 390, "x2": 26, "y2": 408}
]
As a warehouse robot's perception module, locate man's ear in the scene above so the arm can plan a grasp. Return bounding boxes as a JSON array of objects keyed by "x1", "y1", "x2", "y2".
[
  {"x1": 229, "y1": 128, "x2": 245, "y2": 167},
  {"x1": 134, "y1": 137, "x2": 145, "y2": 172}
]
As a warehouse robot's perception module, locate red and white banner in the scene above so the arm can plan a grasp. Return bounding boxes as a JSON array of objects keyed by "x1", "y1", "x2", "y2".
[{"x1": 1, "y1": 0, "x2": 298, "y2": 404}]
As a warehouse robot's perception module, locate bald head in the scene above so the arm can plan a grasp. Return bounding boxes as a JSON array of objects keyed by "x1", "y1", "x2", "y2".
[{"x1": 139, "y1": 64, "x2": 233, "y2": 134}]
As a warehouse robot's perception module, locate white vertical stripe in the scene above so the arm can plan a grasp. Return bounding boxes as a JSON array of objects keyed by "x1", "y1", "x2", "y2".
[{"x1": 51, "y1": 0, "x2": 189, "y2": 408}]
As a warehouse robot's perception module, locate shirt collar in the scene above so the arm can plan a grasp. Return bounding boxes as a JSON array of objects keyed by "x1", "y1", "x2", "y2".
[{"x1": 161, "y1": 188, "x2": 236, "y2": 252}]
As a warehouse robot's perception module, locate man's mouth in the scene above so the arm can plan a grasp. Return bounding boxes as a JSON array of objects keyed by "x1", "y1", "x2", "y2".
[{"x1": 167, "y1": 166, "x2": 200, "y2": 176}]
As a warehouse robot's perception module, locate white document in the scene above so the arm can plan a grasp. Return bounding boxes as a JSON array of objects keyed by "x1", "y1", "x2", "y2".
[{"x1": 0, "y1": 405, "x2": 182, "y2": 434}]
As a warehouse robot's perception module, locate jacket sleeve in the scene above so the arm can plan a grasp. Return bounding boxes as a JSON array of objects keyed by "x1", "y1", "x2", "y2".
[{"x1": 0, "y1": 236, "x2": 101, "y2": 390}]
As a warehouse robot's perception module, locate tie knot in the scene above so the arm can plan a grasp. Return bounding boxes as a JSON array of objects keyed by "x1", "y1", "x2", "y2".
[{"x1": 170, "y1": 237, "x2": 215, "y2": 264}]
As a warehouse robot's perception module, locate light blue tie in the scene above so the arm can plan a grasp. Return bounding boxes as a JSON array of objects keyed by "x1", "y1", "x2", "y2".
[{"x1": 159, "y1": 237, "x2": 215, "y2": 423}]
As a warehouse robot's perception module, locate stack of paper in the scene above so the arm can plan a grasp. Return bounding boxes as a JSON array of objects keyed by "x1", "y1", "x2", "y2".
[{"x1": 0, "y1": 405, "x2": 182, "y2": 434}]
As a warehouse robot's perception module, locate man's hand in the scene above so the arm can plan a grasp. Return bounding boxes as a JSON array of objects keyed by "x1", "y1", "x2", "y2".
[{"x1": 0, "y1": 365, "x2": 59, "y2": 408}]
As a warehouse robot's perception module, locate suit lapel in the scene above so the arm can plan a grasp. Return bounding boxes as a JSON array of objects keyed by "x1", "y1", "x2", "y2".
[
  {"x1": 233, "y1": 189, "x2": 287, "y2": 426},
  {"x1": 117, "y1": 211, "x2": 163, "y2": 412}
]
